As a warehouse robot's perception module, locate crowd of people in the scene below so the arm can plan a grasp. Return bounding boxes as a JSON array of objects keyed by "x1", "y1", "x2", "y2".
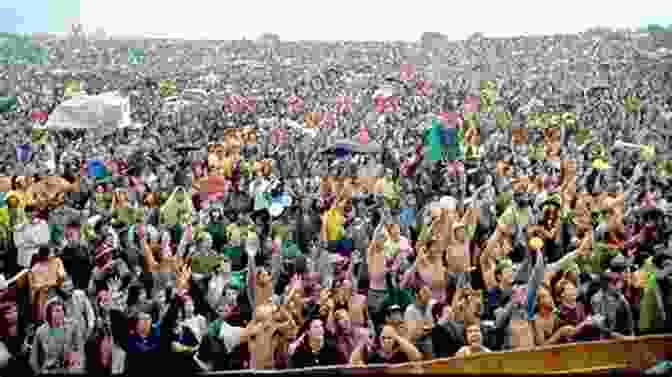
[{"x1": 0, "y1": 28, "x2": 671, "y2": 375}]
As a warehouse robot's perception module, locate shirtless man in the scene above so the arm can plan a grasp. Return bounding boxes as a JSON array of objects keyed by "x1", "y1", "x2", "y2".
[{"x1": 248, "y1": 303, "x2": 291, "y2": 369}]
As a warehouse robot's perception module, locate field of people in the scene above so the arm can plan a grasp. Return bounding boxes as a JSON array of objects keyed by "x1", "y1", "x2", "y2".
[{"x1": 0, "y1": 27, "x2": 671, "y2": 375}]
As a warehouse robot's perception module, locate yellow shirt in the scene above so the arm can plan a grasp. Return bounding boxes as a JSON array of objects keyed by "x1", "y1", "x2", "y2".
[{"x1": 325, "y1": 207, "x2": 345, "y2": 241}]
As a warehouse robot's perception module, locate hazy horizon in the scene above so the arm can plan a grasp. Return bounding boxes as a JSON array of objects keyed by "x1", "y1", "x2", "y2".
[{"x1": 1, "y1": 0, "x2": 670, "y2": 42}]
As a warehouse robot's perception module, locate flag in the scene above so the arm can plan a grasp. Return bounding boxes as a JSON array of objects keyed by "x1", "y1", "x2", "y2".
[
  {"x1": 429, "y1": 119, "x2": 443, "y2": 161},
  {"x1": 0, "y1": 96, "x2": 16, "y2": 113},
  {"x1": 159, "y1": 80, "x2": 177, "y2": 98},
  {"x1": 128, "y1": 48, "x2": 145, "y2": 65},
  {"x1": 639, "y1": 268, "x2": 659, "y2": 334}
]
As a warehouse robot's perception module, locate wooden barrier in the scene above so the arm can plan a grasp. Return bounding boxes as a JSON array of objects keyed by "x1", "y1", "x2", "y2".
[
  {"x1": 388, "y1": 334, "x2": 672, "y2": 375},
  {"x1": 203, "y1": 335, "x2": 672, "y2": 375}
]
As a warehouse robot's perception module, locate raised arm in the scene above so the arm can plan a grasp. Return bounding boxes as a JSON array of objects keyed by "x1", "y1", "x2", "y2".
[
  {"x1": 143, "y1": 240, "x2": 159, "y2": 272},
  {"x1": 526, "y1": 250, "x2": 545, "y2": 320},
  {"x1": 481, "y1": 235, "x2": 500, "y2": 290},
  {"x1": 494, "y1": 300, "x2": 514, "y2": 331},
  {"x1": 175, "y1": 224, "x2": 193, "y2": 258},
  {"x1": 316, "y1": 243, "x2": 334, "y2": 289},
  {"x1": 247, "y1": 253, "x2": 257, "y2": 318},
  {"x1": 271, "y1": 247, "x2": 282, "y2": 292}
]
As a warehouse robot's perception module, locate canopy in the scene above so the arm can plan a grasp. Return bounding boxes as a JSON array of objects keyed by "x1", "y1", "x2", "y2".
[{"x1": 45, "y1": 91, "x2": 137, "y2": 133}]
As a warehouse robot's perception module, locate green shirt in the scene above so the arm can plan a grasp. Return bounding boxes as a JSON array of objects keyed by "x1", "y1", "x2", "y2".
[{"x1": 499, "y1": 205, "x2": 531, "y2": 227}]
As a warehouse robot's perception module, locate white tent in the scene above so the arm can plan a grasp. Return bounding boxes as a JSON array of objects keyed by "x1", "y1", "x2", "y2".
[{"x1": 45, "y1": 91, "x2": 136, "y2": 132}]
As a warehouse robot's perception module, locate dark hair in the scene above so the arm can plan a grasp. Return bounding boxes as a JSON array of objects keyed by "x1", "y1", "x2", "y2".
[
  {"x1": 127, "y1": 284, "x2": 147, "y2": 308},
  {"x1": 431, "y1": 301, "x2": 448, "y2": 322},
  {"x1": 62, "y1": 244, "x2": 93, "y2": 290},
  {"x1": 38, "y1": 245, "x2": 51, "y2": 258}
]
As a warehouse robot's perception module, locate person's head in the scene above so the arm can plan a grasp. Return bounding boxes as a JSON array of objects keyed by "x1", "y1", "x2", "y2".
[
  {"x1": 45, "y1": 299, "x2": 66, "y2": 327},
  {"x1": 173, "y1": 187, "x2": 186, "y2": 203},
  {"x1": 465, "y1": 320, "x2": 482, "y2": 347},
  {"x1": 216, "y1": 299, "x2": 235, "y2": 320},
  {"x1": 153, "y1": 287, "x2": 168, "y2": 306},
  {"x1": 305, "y1": 317, "x2": 324, "y2": 340},
  {"x1": 133, "y1": 312, "x2": 152, "y2": 337},
  {"x1": 6, "y1": 194, "x2": 20, "y2": 209},
  {"x1": 334, "y1": 308, "x2": 351, "y2": 331},
  {"x1": 146, "y1": 226, "x2": 162, "y2": 251},
  {"x1": 128, "y1": 284, "x2": 147, "y2": 306},
  {"x1": 543, "y1": 204, "x2": 560, "y2": 223},
  {"x1": 453, "y1": 223, "x2": 466, "y2": 243},
  {"x1": 416, "y1": 285, "x2": 432, "y2": 306},
  {"x1": 385, "y1": 305, "x2": 406, "y2": 336},
  {"x1": 256, "y1": 265, "x2": 271, "y2": 285},
  {"x1": 199, "y1": 235, "x2": 213, "y2": 252},
  {"x1": 333, "y1": 280, "x2": 353, "y2": 304},
  {"x1": 61, "y1": 275, "x2": 75, "y2": 295},
  {"x1": 181, "y1": 298, "x2": 196, "y2": 319},
  {"x1": 0, "y1": 296, "x2": 18, "y2": 337},
  {"x1": 495, "y1": 259, "x2": 514, "y2": 287},
  {"x1": 380, "y1": 325, "x2": 398, "y2": 353},
  {"x1": 512, "y1": 189, "x2": 532, "y2": 208},
  {"x1": 555, "y1": 279, "x2": 577, "y2": 306},
  {"x1": 38, "y1": 246, "x2": 51, "y2": 258}
]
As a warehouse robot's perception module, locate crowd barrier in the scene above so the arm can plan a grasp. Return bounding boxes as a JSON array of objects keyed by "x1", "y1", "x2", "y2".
[{"x1": 203, "y1": 334, "x2": 672, "y2": 375}]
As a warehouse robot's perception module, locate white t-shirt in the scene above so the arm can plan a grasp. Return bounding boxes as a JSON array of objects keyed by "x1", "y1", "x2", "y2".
[{"x1": 218, "y1": 321, "x2": 243, "y2": 354}]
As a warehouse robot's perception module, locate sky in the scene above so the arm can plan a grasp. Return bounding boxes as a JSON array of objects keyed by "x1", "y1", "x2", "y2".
[{"x1": 0, "y1": 0, "x2": 670, "y2": 41}]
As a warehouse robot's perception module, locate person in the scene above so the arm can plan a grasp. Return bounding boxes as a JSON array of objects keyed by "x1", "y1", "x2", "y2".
[
  {"x1": 326, "y1": 307, "x2": 368, "y2": 364},
  {"x1": 197, "y1": 299, "x2": 264, "y2": 371},
  {"x1": 349, "y1": 324, "x2": 422, "y2": 366},
  {"x1": 455, "y1": 319, "x2": 492, "y2": 356},
  {"x1": 29, "y1": 298, "x2": 84, "y2": 373},
  {"x1": 404, "y1": 285, "x2": 434, "y2": 360},
  {"x1": 289, "y1": 316, "x2": 339, "y2": 368},
  {"x1": 17, "y1": 246, "x2": 65, "y2": 323},
  {"x1": 125, "y1": 310, "x2": 162, "y2": 372}
]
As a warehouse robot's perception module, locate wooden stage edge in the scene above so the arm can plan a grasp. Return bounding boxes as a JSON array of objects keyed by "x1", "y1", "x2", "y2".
[{"x1": 387, "y1": 334, "x2": 672, "y2": 375}]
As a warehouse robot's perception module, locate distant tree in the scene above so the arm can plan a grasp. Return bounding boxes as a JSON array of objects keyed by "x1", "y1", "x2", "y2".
[
  {"x1": 646, "y1": 24, "x2": 666, "y2": 32},
  {"x1": 420, "y1": 32, "x2": 445, "y2": 50},
  {"x1": 92, "y1": 27, "x2": 107, "y2": 40}
]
